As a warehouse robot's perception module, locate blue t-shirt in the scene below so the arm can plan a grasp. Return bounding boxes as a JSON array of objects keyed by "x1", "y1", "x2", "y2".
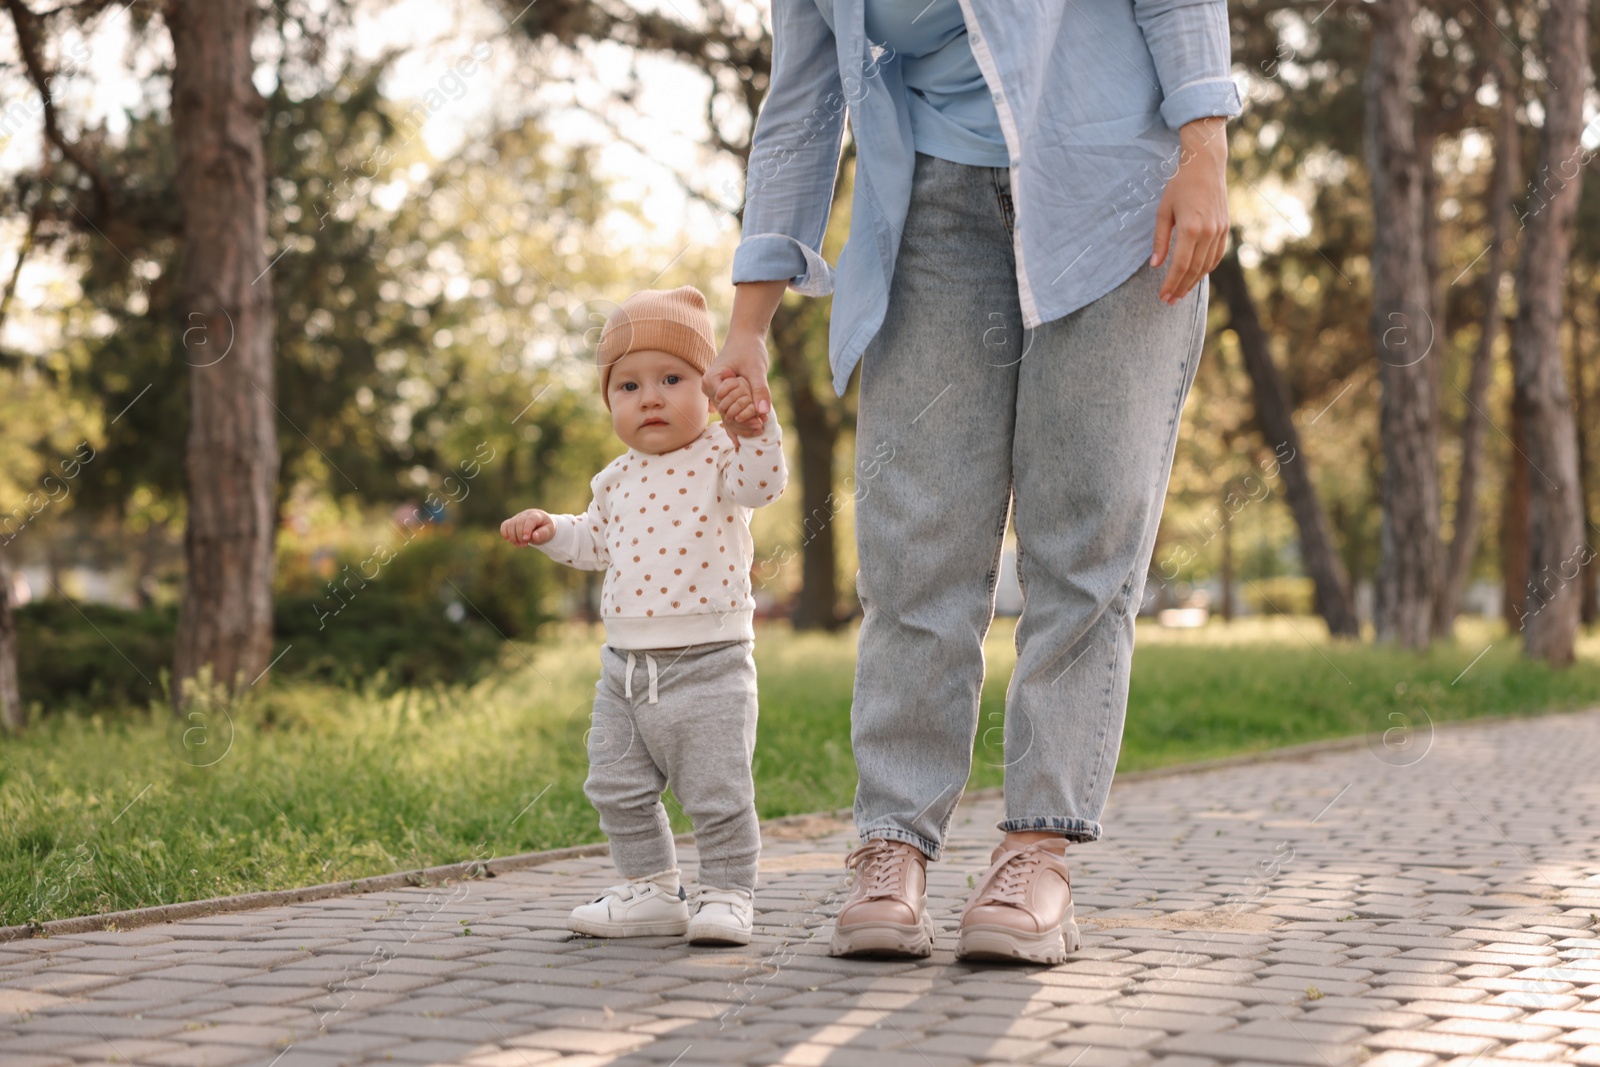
[{"x1": 864, "y1": 0, "x2": 1009, "y2": 167}]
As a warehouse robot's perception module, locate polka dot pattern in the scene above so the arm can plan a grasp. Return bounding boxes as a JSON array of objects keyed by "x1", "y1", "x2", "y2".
[{"x1": 533, "y1": 423, "x2": 788, "y2": 632}]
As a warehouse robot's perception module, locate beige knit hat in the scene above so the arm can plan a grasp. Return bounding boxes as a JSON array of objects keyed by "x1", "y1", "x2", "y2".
[{"x1": 595, "y1": 286, "x2": 718, "y2": 409}]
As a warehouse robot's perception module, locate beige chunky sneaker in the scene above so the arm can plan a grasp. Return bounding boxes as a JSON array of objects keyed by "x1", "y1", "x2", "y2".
[
  {"x1": 828, "y1": 838, "x2": 936, "y2": 958},
  {"x1": 955, "y1": 836, "x2": 1083, "y2": 964}
]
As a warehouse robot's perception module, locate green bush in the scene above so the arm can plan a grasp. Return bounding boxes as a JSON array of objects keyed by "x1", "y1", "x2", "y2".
[
  {"x1": 15, "y1": 599, "x2": 175, "y2": 711},
  {"x1": 270, "y1": 524, "x2": 556, "y2": 684},
  {"x1": 17, "y1": 527, "x2": 557, "y2": 710},
  {"x1": 272, "y1": 590, "x2": 508, "y2": 689}
]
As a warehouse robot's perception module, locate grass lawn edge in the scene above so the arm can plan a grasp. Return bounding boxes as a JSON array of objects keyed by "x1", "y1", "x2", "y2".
[
  {"x1": 7, "y1": 701, "x2": 1595, "y2": 944},
  {"x1": 0, "y1": 804, "x2": 847, "y2": 945}
]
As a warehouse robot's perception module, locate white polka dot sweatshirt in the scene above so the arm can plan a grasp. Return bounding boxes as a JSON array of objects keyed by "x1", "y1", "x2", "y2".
[{"x1": 532, "y1": 418, "x2": 788, "y2": 649}]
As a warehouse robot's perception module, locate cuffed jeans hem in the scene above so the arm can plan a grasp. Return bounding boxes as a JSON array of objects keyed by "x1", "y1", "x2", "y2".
[
  {"x1": 996, "y1": 816, "x2": 1102, "y2": 843},
  {"x1": 857, "y1": 825, "x2": 941, "y2": 862}
]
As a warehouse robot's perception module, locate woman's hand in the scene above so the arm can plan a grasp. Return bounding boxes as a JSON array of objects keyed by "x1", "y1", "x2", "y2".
[
  {"x1": 707, "y1": 334, "x2": 768, "y2": 435},
  {"x1": 501, "y1": 508, "x2": 554, "y2": 547},
  {"x1": 1151, "y1": 116, "x2": 1230, "y2": 306},
  {"x1": 705, "y1": 331, "x2": 771, "y2": 449},
  {"x1": 704, "y1": 280, "x2": 786, "y2": 448}
]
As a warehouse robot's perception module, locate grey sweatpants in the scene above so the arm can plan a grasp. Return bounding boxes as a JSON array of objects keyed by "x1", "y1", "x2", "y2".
[{"x1": 584, "y1": 639, "x2": 760, "y2": 892}]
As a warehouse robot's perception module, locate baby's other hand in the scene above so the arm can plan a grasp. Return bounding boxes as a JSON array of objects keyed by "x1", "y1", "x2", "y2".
[{"x1": 501, "y1": 508, "x2": 554, "y2": 547}]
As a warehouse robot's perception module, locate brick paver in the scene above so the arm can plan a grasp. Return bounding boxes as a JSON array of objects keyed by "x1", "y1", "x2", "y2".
[{"x1": 4, "y1": 708, "x2": 1600, "y2": 1066}]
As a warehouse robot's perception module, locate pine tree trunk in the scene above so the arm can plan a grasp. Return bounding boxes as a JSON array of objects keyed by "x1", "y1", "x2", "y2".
[
  {"x1": 1364, "y1": 0, "x2": 1441, "y2": 649},
  {"x1": 167, "y1": 0, "x2": 280, "y2": 704},
  {"x1": 1434, "y1": 50, "x2": 1517, "y2": 638},
  {"x1": 1508, "y1": 0, "x2": 1589, "y2": 664},
  {"x1": 1212, "y1": 243, "x2": 1359, "y2": 638}
]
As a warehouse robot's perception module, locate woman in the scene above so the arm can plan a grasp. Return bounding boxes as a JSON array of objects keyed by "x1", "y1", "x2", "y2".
[{"x1": 704, "y1": 0, "x2": 1240, "y2": 963}]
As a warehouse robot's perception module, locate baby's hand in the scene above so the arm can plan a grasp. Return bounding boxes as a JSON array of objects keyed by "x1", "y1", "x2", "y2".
[
  {"x1": 714, "y1": 375, "x2": 765, "y2": 441},
  {"x1": 501, "y1": 508, "x2": 555, "y2": 547}
]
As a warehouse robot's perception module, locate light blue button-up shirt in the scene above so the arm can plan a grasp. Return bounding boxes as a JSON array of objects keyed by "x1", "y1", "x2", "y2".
[{"x1": 731, "y1": 0, "x2": 1244, "y2": 397}]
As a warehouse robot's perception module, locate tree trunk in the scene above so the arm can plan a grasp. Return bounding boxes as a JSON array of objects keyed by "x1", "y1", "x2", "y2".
[
  {"x1": 1574, "y1": 281, "x2": 1596, "y2": 625},
  {"x1": 167, "y1": 0, "x2": 280, "y2": 703},
  {"x1": 1434, "y1": 50, "x2": 1517, "y2": 638},
  {"x1": 1212, "y1": 242, "x2": 1359, "y2": 638},
  {"x1": 1364, "y1": 0, "x2": 1441, "y2": 649},
  {"x1": 1507, "y1": 0, "x2": 1589, "y2": 664},
  {"x1": 1419, "y1": 122, "x2": 1444, "y2": 347},
  {"x1": 0, "y1": 566, "x2": 21, "y2": 733},
  {"x1": 1502, "y1": 401, "x2": 1531, "y2": 629},
  {"x1": 769, "y1": 299, "x2": 843, "y2": 631}
]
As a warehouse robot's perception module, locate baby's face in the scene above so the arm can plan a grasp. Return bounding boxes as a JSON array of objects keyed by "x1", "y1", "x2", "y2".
[{"x1": 607, "y1": 348, "x2": 713, "y2": 454}]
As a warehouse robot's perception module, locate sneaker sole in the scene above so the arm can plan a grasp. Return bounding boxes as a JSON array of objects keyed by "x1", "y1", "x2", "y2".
[
  {"x1": 828, "y1": 912, "x2": 936, "y2": 958},
  {"x1": 568, "y1": 916, "x2": 689, "y2": 938},
  {"x1": 955, "y1": 911, "x2": 1083, "y2": 965},
  {"x1": 687, "y1": 920, "x2": 752, "y2": 946}
]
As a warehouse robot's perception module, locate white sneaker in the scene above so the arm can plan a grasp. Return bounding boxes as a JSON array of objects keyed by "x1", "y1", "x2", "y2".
[
  {"x1": 688, "y1": 886, "x2": 754, "y2": 945},
  {"x1": 568, "y1": 868, "x2": 690, "y2": 938}
]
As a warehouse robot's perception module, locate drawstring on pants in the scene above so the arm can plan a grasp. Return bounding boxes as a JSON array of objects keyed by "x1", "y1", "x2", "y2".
[{"x1": 623, "y1": 651, "x2": 660, "y2": 705}]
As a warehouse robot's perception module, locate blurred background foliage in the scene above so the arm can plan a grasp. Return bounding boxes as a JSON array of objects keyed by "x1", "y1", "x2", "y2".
[{"x1": 1, "y1": 0, "x2": 1597, "y2": 717}]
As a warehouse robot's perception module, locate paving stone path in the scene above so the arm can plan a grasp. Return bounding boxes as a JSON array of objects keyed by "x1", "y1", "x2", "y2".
[{"x1": 5, "y1": 708, "x2": 1600, "y2": 1067}]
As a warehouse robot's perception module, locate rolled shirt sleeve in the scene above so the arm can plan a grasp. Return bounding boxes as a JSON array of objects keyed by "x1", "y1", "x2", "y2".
[
  {"x1": 732, "y1": 233, "x2": 837, "y2": 297},
  {"x1": 1132, "y1": 0, "x2": 1244, "y2": 131},
  {"x1": 730, "y1": 0, "x2": 848, "y2": 296}
]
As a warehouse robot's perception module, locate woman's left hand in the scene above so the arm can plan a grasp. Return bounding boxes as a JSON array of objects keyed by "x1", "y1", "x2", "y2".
[{"x1": 1150, "y1": 116, "x2": 1230, "y2": 306}]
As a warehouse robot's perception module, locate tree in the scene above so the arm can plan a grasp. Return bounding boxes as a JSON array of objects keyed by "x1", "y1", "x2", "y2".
[
  {"x1": 1363, "y1": 0, "x2": 1442, "y2": 649},
  {"x1": 1227, "y1": 1, "x2": 1549, "y2": 641},
  {"x1": 770, "y1": 268, "x2": 848, "y2": 629},
  {"x1": 1507, "y1": 0, "x2": 1591, "y2": 664},
  {"x1": 5, "y1": 16, "x2": 630, "y2": 598},
  {"x1": 1, "y1": 0, "x2": 281, "y2": 702},
  {"x1": 1212, "y1": 235, "x2": 1360, "y2": 637},
  {"x1": 165, "y1": 0, "x2": 279, "y2": 702},
  {"x1": 1434, "y1": 36, "x2": 1518, "y2": 637}
]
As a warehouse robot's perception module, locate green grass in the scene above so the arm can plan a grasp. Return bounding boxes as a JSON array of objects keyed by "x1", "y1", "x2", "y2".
[
  {"x1": 4, "y1": 615, "x2": 1598, "y2": 926},
  {"x1": 1116, "y1": 616, "x2": 1600, "y2": 768}
]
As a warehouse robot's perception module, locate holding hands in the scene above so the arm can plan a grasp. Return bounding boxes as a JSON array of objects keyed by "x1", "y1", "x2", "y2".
[
  {"x1": 702, "y1": 280, "x2": 786, "y2": 450},
  {"x1": 501, "y1": 508, "x2": 555, "y2": 547},
  {"x1": 711, "y1": 374, "x2": 763, "y2": 436},
  {"x1": 702, "y1": 335, "x2": 771, "y2": 450}
]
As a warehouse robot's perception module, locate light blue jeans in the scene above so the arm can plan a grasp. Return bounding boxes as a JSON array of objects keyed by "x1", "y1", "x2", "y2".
[{"x1": 850, "y1": 152, "x2": 1207, "y2": 860}]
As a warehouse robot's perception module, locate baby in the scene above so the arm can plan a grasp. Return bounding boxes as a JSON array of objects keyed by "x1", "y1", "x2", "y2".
[{"x1": 501, "y1": 285, "x2": 787, "y2": 945}]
